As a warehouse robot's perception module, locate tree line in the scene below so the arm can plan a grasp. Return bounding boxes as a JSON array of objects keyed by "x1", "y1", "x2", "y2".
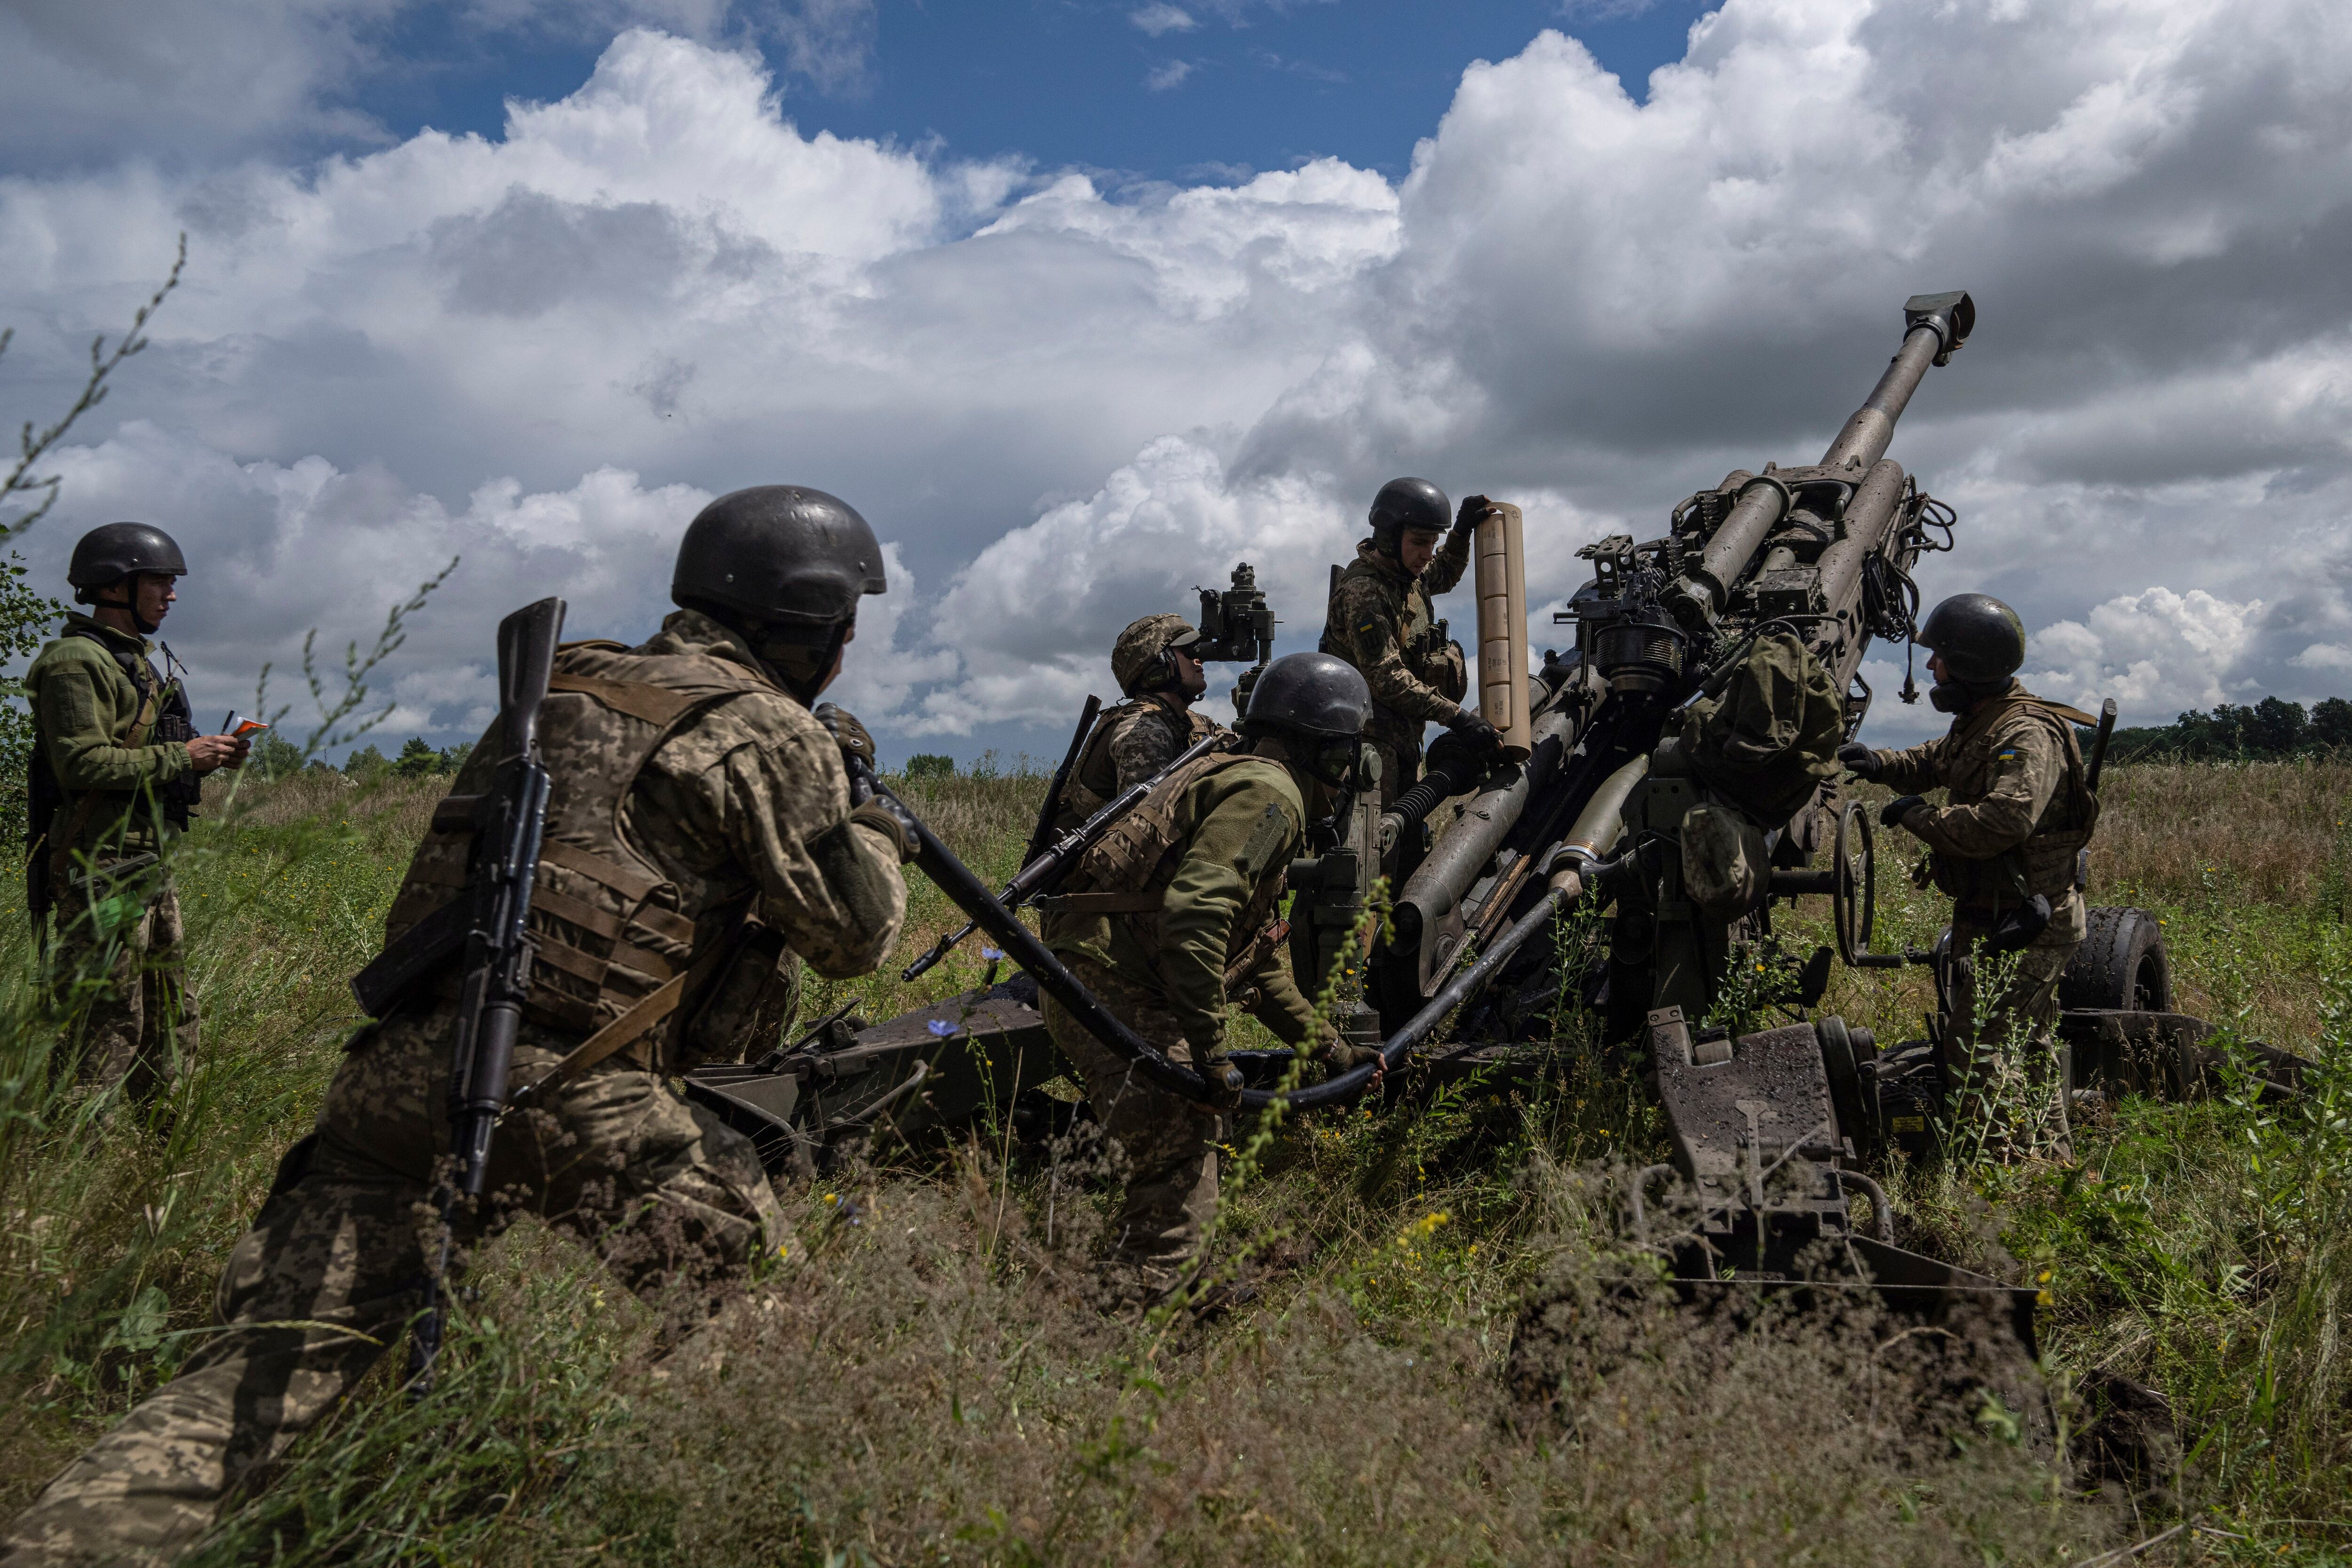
[{"x1": 2107, "y1": 695, "x2": 2352, "y2": 762}]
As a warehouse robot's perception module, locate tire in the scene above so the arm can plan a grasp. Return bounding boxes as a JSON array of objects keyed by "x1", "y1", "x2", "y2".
[{"x1": 2058, "y1": 906, "x2": 2173, "y2": 1013}]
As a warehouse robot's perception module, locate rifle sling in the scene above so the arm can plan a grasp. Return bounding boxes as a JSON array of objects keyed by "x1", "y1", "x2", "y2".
[{"x1": 510, "y1": 927, "x2": 739, "y2": 1106}]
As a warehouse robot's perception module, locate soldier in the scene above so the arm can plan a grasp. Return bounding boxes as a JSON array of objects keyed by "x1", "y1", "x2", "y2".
[
  {"x1": 25, "y1": 523, "x2": 250, "y2": 1103},
  {"x1": 1839, "y1": 593, "x2": 2098, "y2": 1160},
  {"x1": 1319, "y1": 477, "x2": 1499, "y2": 808},
  {"x1": 1037, "y1": 652, "x2": 1383, "y2": 1305},
  {"x1": 1053, "y1": 613, "x2": 1224, "y2": 829},
  {"x1": 1, "y1": 486, "x2": 917, "y2": 1568}
]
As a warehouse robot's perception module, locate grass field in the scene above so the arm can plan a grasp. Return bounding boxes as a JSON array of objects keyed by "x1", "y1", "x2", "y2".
[{"x1": 1, "y1": 758, "x2": 2347, "y2": 1564}]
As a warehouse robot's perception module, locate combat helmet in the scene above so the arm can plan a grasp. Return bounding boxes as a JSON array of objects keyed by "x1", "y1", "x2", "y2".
[
  {"x1": 1112, "y1": 613, "x2": 1200, "y2": 696},
  {"x1": 673, "y1": 486, "x2": 886, "y2": 634},
  {"x1": 1243, "y1": 651, "x2": 1372, "y2": 788},
  {"x1": 673, "y1": 486, "x2": 886, "y2": 701},
  {"x1": 1367, "y1": 477, "x2": 1450, "y2": 557},
  {"x1": 1917, "y1": 592, "x2": 2026, "y2": 704},
  {"x1": 69, "y1": 522, "x2": 186, "y2": 605}
]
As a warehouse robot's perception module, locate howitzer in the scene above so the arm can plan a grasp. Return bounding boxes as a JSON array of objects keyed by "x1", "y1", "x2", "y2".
[
  {"x1": 1371, "y1": 291, "x2": 1977, "y2": 1039},
  {"x1": 898, "y1": 726, "x2": 1234, "y2": 982},
  {"x1": 395, "y1": 596, "x2": 563, "y2": 1392}
]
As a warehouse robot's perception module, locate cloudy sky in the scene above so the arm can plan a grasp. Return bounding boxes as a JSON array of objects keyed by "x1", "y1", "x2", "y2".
[{"x1": 2, "y1": 0, "x2": 2346, "y2": 764}]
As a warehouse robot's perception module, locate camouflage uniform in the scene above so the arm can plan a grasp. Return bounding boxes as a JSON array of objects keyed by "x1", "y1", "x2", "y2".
[
  {"x1": 1054, "y1": 693, "x2": 1222, "y2": 829},
  {"x1": 1040, "y1": 748, "x2": 1325, "y2": 1297},
  {"x1": 1871, "y1": 681, "x2": 2100, "y2": 1156},
  {"x1": 1, "y1": 610, "x2": 907, "y2": 1568},
  {"x1": 1319, "y1": 537, "x2": 1471, "y2": 807},
  {"x1": 24, "y1": 613, "x2": 203, "y2": 1103}
]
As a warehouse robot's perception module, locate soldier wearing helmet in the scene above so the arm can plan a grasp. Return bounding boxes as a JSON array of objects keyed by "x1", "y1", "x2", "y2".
[
  {"x1": 1319, "y1": 477, "x2": 1500, "y2": 809},
  {"x1": 1838, "y1": 593, "x2": 2101, "y2": 1160},
  {"x1": 5, "y1": 487, "x2": 914, "y2": 1564},
  {"x1": 24, "y1": 523, "x2": 250, "y2": 1103},
  {"x1": 1037, "y1": 651, "x2": 1384, "y2": 1306},
  {"x1": 1053, "y1": 612, "x2": 1225, "y2": 830}
]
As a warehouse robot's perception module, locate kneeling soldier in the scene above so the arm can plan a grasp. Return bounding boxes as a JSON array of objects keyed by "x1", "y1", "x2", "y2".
[
  {"x1": 1038, "y1": 651, "x2": 1382, "y2": 1304},
  {"x1": 1840, "y1": 593, "x2": 2098, "y2": 1160},
  {"x1": 1053, "y1": 613, "x2": 1225, "y2": 829},
  {"x1": 2, "y1": 487, "x2": 916, "y2": 1567}
]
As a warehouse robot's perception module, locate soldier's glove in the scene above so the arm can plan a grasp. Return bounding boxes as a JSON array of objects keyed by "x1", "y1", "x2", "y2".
[
  {"x1": 812, "y1": 703, "x2": 876, "y2": 770},
  {"x1": 1199, "y1": 1055, "x2": 1245, "y2": 1110},
  {"x1": 847, "y1": 796, "x2": 921, "y2": 864},
  {"x1": 1836, "y1": 740, "x2": 1882, "y2": 780},
  {"x1": 1453, "y1": 493, "x2": 1494, "y2": 533},
  {"x1": 1316, "y1": 1035, "x2": 1384, "y2": 1072},
  {"x1": 1880, "y1": 794, "x2": 1927, "y2": 831},
  {"x1": 1442, "y1": 706, "x2": 1503, "y2": 755}
]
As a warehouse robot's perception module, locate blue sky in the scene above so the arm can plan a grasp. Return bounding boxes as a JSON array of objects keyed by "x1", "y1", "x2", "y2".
[{"x1": 354, "y1": 2, "x2": 1716, "y2": 189}]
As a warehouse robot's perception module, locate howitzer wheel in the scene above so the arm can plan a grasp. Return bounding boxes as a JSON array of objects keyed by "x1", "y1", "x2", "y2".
[{"x1": 1832, "y1": 800, "x2": 1879, "y2": 967}]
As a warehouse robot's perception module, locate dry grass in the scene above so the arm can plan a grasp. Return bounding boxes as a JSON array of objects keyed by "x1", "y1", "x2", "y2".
[{"x1": 5, "y1": 759, "x2": 2349, "y2": 1564}]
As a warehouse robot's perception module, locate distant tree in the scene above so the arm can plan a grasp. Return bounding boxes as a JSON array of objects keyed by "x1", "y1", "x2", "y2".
[
  {"x1": 251, "y1": 732, "x2": 305, "y2": 780},
  {"x1": 0, "y1": 555, "x2": 63, "y2": 849},
  {"x1": 2247, "y1": 696, "x2": 2308, "y2": 756},
  {"x1": 437, "y1": 740, "x2": 474, "y2": 775},
  {"x1": 2312, "y1": 697, "x2": 2352, "y2": 752},
  {"x1": 904, "y1": 753, "x2": 954, "y2": 781},
  {"x1": 392, "y1": 737, "x2": 440, "y2": 778},
  {"x1": 345, "y1": 744, "x2": 389, "y2": 781}
]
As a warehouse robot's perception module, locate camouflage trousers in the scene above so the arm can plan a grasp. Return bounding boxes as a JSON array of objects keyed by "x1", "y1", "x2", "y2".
[
  {"x1": 0, "y1": 1001, "x2": 785, "y2": 1568},
  {"x1": 49, "y1": 876, "x2": 197, "y2": 1107},
  {"x1": 1040, "y1": 959, "x2": 1225, "y2": 1300},
  {"x1": 1943, "y1": 921, "x2": 2081, "y2": 1161}
]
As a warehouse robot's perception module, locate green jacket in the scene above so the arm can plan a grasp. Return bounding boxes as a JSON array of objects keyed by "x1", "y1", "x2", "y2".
[
  {"x1": 1047, "y1": 754, "x2": 1321, "y2": 1054},
  {"x1": 24, "y1": 613, "x2": 194, "y2": 861}
]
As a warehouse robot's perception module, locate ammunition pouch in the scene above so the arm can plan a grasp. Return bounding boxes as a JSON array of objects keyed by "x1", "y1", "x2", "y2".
[{"x1": 1678, "y1": 803, "x2": 1769, "y2": 922}]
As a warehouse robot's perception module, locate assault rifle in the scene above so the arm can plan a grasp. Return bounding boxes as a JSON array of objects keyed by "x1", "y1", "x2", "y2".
[
  {"x1": 398, "y1": 596, "x2": 563, "y2": 1392},
  {"x1": 898, "y1": 725, "x2": 1234, "y2": 981}
]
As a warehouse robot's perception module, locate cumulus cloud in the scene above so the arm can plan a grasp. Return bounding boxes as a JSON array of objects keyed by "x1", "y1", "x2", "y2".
[
  {"x1": 1130, "y1": 4, "x2": 1198, "y2": 38},
  {"x1": 5, "y1": 0, "x2": 2352, "y2": 763},
  {"x1": 1144, "y1": 59, "x2": 1195, "y2": 92}
]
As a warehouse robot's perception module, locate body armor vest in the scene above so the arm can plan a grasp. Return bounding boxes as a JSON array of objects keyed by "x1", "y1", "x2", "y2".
[
  {"x1": 382, "y1": 640, "x2": 773, "y2": 1053},
  {"x1": 1058, "y1": 750, "x2": 1294, "y2": 988},
  {"x1": 1056, "y1": 696, "x2": 1217, "y2": 828},
  {"x1": 1927, "y1": 692, "x2": 2101, "y2": 912},
  {"x1": 1320, "y1": 556, "x2": 1468, "y2": 738}
]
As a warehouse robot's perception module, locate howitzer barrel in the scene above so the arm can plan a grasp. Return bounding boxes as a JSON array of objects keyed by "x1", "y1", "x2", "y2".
[
  {"x1": 1820, "y1": 292, "x2": 1974, "y2": 471},
  {"x1": 1392, "y1": 704, "x2": 1577, "y2": 992}
]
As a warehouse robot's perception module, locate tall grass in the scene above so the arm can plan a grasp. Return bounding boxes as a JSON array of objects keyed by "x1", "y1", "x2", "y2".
[{"x1": 0, "y1": 760, "x2": 2347, "y2": 1560}]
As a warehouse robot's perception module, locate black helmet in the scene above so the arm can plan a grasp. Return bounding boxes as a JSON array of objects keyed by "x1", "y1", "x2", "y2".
[
  {"x1": 1242, "y1": 651, "x2": 1371, "y2": 741},
  {"x1": 672, "y1": 486, "x2": 886, "y2": 634},
  {"x1": 1368, "y1": 477, "x2": 1450, "y2": 556},
  {"x1": 1917, "y1": 593, "x2": 2027, "y2": 690},
  {"x1": 69, "y1": 522, "x2": 186, "y2": 605}
]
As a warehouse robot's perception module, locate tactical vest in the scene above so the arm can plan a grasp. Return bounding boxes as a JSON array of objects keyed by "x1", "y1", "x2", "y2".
[
  {"x1": 1053, "y1": 749, "x2": 1292, "y2": 989},
  {"x1": 1320, "y1": 556, "x2": 1468, "y2": 736},
  {"x1": 382, "y1": 640, "x2": 775, "y2": 1062},
  {"x1": 1926, "y1": 692, "x2": 2101, "y2": 912},
  {"x1": 1057, "y1": 696, "x2": 1216, "y2": 828}
]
